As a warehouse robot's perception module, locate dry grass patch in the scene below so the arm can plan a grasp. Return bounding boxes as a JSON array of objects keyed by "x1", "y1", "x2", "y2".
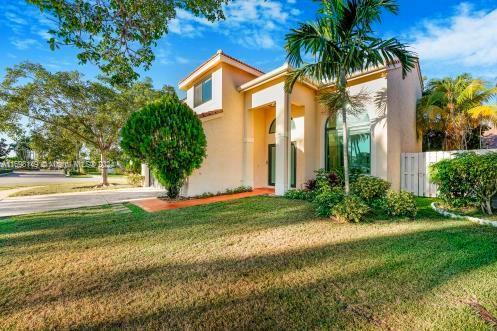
[{"x1": 1, "y1": 197, "x2": 497, "y2": 329}]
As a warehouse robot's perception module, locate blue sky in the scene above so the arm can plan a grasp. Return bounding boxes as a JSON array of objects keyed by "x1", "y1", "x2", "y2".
[{"x1": 1, "y1": 0, "x2": 497, "y2": 95}]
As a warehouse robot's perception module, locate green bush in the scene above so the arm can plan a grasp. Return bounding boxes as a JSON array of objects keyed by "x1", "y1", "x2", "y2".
[
  {"x1": 284, "y1": 189, "x2": 316, "y2": 202},
  {"x1": 314, "y1": 186, "x2": 345, "y2": 218},
  {"x1": 351, "y1": 175, "x2": 391, "y2": 203},
  {"x1": 315, "y1": 168, "x2": 343, "y2": 189},
  {"x1": 385, "y1": 190, "x2": 417, "y2": 218},
  {"x1": 431, "y1": 152, "x2": 497, "y2": 214},
  {"x1": 332, "y1": 195, "x2": 370, "y2": 223},
  {"x1": 225, "y1": 186, "x2": 252, "y2": 194},
  {"x1": 127, "y1": 173, "x2": 144, "y2": 186},
  {"x1": 120, "y1": 95, "x2": 207, "y2": 199}
]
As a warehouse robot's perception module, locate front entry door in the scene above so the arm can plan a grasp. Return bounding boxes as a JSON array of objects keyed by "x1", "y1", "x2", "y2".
[{"x1": 268, "y1": 143, "x2": 296, "y2": 188}]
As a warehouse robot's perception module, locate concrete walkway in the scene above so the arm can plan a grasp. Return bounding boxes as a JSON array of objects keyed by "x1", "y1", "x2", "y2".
[
  {"x1": 0, "y1": 187, "x2": 164, "y2": 217},
  {"x1": 132, "y1": 188, "x2": 275, "y2": 212}
]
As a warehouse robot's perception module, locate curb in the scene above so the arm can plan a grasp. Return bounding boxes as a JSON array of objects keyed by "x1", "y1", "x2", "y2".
[{"x1": 431, "y1": 202, "x2": 497, "y2": 228}]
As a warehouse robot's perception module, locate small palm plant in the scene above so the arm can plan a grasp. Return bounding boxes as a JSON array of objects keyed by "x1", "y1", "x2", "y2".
[
  {"x1": 417, "y1": 74, "x2": 497, "y2": 150},
  {"x1": 285, "y1": 0, "x2": 416, "y2": 194}
]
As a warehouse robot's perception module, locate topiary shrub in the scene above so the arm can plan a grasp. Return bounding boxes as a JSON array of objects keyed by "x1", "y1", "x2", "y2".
[
  {"x1": 351, "y1": 175, "x2": 391, "y2": 203},
  {"x1": 314, "y1": 186, "x2": 345, "y2": 218},
  {"x1": 284, "y1": 189, "x2": 316, "y2": 202},
  {"x1": 431, "y1": 152, "x2": 497, "y2": 214},
  {"x1": 332, "y1": 195, "x2": 370, "y2": 223},
  {"x1": 120, "y1": 95, "x2": 207, "y2": 199},
  {"x1": 385, "y1": 190, "x2": 417, "y2": 218}
]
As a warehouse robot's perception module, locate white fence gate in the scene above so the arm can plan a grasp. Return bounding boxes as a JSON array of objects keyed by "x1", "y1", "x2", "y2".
[{"x1": 401, "y1": 149, "x2": 497, "y2": 197}]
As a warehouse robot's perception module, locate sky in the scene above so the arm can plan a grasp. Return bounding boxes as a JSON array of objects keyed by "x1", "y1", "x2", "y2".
[
  {"x1": 0, "y1": 0, "x2": 496, "y2": 144},
  {"x1": 1, "y1": 0, "x2": 497, "y2": 91}
]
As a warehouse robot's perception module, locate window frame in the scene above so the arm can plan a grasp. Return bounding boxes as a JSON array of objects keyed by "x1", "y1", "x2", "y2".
[{"x1": 194, "y1": 75, "x2": 212, "y2": 107}]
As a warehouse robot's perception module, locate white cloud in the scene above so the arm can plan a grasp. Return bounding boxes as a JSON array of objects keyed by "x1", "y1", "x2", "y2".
[
  {"x1": 11, "y1": 38, "x2": 40, "y2": 50},
  {"x1": 167, "y1": 0, "x2": 300, "y2": 49},
  {"x1": 175, "y1": 56, "x2": 190, "y2": 64},
  {"x1": 411, "y1": 3, "x2": 497, "y2": 67}
]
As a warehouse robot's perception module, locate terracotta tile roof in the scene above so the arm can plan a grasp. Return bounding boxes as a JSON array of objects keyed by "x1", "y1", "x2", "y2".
[
  {"x1": 197, "y1": 109, "x2": 223, "y2": 119},
  {"x1": 179, "y1": 50, "x2": 264, "y2": 86}
]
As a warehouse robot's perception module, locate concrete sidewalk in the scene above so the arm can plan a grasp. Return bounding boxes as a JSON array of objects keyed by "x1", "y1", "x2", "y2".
[{"x1": 0, "y1": 187, "x2": 164, "y2": 217}]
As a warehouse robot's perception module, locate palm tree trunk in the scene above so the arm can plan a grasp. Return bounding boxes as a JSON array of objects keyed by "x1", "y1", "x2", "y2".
[{"x1": 342, "y1": 107, "x2": 350, "y2": 194}]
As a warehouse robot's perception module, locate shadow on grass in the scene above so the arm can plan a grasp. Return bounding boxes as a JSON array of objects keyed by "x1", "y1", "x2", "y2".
[
  {"x1": 0, "y1": 197, "x2": 317, "y2": 250},
  {"x1": 2, "y1": 217, "x2": 497, "y2": 329}
]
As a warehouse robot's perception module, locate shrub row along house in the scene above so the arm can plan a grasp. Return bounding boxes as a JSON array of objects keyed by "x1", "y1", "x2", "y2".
[{"x1": 144, "y1": 50, "x2": 423, "y2": 196}]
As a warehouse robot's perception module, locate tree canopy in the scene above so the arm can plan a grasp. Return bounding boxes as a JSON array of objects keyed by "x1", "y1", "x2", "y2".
[
  {"x1": 417, "y1": 74, "x2": 497, "y2": 150},
  {"x1": 0, "y1": 62, "x2": 168, "y2": 184},
  {"x1": 27, "y1": 0, "x2": 230, "y2": 85}
]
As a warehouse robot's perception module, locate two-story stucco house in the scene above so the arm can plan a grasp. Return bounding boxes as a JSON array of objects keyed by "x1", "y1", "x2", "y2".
[{"x1": 145, "y1": 50, "x2": 423, "y2": 196}]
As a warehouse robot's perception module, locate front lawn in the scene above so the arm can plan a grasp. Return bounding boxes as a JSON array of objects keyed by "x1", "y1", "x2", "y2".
[
  {"x1": 8, "y1": 181, "x2": 135, "y2": 197},
  {"x1": 1, "y1": 197, "x2": 497, "y2": 329}
]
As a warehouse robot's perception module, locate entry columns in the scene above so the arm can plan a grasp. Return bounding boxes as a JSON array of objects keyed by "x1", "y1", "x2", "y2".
[{"x1": 275, "y1": 92, "x2": 291, "y2": 195}]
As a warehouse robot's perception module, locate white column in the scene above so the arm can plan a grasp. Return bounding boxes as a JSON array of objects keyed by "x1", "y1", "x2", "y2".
[
  {"x1": 141, "y1": 163, "x2": 150, "y2": 187},
  {"x1": 275, "y1": 92, "x2": 291, "y2": 195}
]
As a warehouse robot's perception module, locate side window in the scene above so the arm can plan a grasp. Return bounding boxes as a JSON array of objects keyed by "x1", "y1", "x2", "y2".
[{"x1": 194, "y1": 75, "x2": 212, "y2": 107}]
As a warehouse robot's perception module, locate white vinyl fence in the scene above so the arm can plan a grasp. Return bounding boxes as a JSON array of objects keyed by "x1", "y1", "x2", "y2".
[{"x1": 401, "y1": 149, "x2": 497, "y2": 197}]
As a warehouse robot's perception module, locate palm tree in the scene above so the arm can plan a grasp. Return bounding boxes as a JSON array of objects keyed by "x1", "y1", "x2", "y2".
[
  {"x1": 417, "y1": 74, "x2": 497, "y2": 150},
  {"x1": 284, "y1": 0, "x2": 416, "y2": 194}
]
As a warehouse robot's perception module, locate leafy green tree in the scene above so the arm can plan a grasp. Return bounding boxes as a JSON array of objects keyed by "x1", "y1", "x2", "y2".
[
  {"x1": 0, "y1": 138, "x2": 11, "y2": 162},
  {"x1": 27, "y1": 0, "x2": 230, "y2": 85},
  {"x1": 0, "y1": 63, "x2": 165, "y2": 185},
  {"x1": 29, "y1": 124, "x2": 83, "y2": 171},
  {"x1": 284, "y1": 0, "x2": 416, "y2": 194},
  {"x1": 417, "y1": 74, "x2": 497, "y2": 150},
  {"x1": 12, "y1": 136, "x2": 32, "y2": 162},
  {"x1": 121, "y1": 95, "x2": 207, "y2": 198}
]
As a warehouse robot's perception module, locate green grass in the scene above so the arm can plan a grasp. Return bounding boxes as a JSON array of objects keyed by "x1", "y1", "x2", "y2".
[
  {"x1": 1, "y1": 197, "x2": 497, "y2": 329},
  {"x1": 439, "y1": 202, "x2": 497, "y2": 221},
  {"x1": 8, "y1": 182, "x2": 134, "y2": 197}
]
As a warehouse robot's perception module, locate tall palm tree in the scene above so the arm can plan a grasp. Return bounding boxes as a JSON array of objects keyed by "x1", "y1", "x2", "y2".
[
  {"x1": 285, "y1": 0, "x2": 416, "y2": 194},
  {"x1": 417, "y1": 74, "x2": 497, "y2": 150}
]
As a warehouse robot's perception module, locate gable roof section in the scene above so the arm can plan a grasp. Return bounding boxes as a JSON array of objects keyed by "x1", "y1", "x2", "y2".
[{"x1": 178, "y1": 50, "x2": 264, "y2": 90}]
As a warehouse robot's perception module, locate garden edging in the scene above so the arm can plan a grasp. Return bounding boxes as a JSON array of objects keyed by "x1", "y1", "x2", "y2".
[{"x1": 431, "y1": 202, "x2": 497, "y2": 228}]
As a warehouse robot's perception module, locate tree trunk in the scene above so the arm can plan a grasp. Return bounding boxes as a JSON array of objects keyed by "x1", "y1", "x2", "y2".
[
  {"x1": 100, "y1": 152, "x2": 109, "y2": 186},
  {"x1": 342, "y1": 107, "x2": 350, "y2": 195},
  {"x1": 485, "y1": 199, "x2": 493, "y2": 215}
]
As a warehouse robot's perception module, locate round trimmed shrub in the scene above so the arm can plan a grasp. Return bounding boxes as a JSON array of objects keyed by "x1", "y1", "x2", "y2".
[
  {"x1": 332, "y1": 195, "x2": 370, "y2": 223},
  {"x1": 351, "y1": 175, "x2": 391, "y2": 203},
  {"x1": 385, "y1": 190, "x2": 417, "y2": 218},
  {"x1": 120, "y1": 95, "x2": 207, "y2": 198}
]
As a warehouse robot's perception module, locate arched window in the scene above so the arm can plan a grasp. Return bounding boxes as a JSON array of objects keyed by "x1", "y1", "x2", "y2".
[
  {"x1": 325, "y1": 113, "x2": 371, "y2": 174},
  {"x1": 269, "y1": 118, "x2": 296, "y2": 134}
]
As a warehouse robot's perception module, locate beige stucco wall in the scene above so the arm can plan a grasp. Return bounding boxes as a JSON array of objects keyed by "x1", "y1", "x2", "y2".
[
  {"x1": 183, "y1": 63, "x2": 258, "y2": 196},
  {"x1": 386, "y1": 65, "x2": 423, "y2": 190}
]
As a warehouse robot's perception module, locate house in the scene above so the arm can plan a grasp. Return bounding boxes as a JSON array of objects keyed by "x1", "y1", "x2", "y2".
[{"x1": 145, "y1": 50, "x2": 423, "y2": 196}]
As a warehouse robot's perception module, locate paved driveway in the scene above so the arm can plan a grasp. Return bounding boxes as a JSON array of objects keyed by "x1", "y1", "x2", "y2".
[
  {"x1": 0, "y1": 170, "x2": 102, "y2": 185},
  {"x1": 0, "y1": 187, "x2": 164, "y2": 217}
]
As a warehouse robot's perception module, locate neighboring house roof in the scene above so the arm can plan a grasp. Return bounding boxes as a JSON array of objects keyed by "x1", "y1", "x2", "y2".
[{"x1": 178, "y1": 50, "x2": 264, "y2": 90}]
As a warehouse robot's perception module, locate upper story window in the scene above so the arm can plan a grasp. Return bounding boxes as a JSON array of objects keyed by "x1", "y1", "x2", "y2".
[{"x1": 194, "y1": 75, "x2": 212, "y2": 107}]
